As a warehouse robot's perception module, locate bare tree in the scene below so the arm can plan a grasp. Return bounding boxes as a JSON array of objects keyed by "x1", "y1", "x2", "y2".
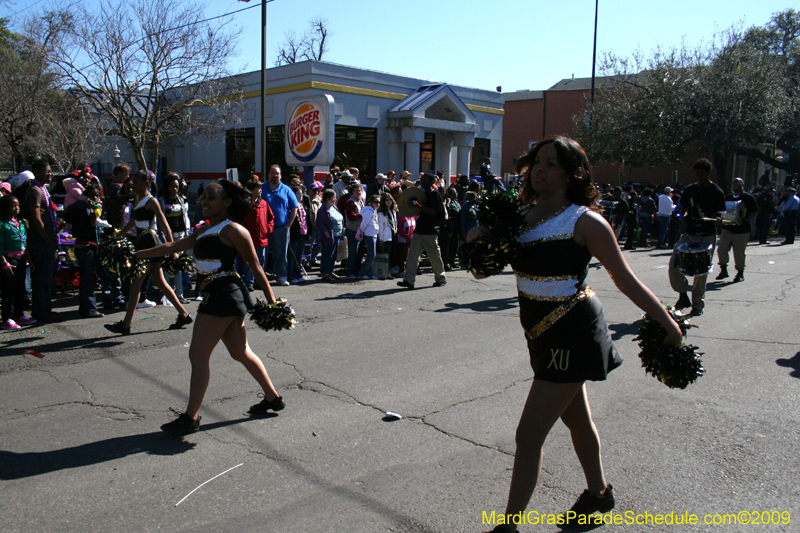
[
  {"x1": 304, "y1": 17, "x2": 330, "y2": 61},
  {"x1": 275, "y1": 30, "x2": 303, "y2": 66},
  {"x1": 35, "y1": 90, "x2": 109, "y2": 172},
  {"x1": 37, "y1": 0, "x2": 244, "y2": 171},
  {"x1": 0, "y1": 34, "x2": 58, "y2": 172},
  {"x1": 275, "y1": 17, "x2": 331, "y2": 66}
]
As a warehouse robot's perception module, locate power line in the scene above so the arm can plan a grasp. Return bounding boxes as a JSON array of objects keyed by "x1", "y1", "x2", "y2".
[
  {"x1": 2, "y1": 0, "x2": 49, "y2": 19},
  {"x1": 60, "y1": 1, "x2": 272, "y2": 74}
]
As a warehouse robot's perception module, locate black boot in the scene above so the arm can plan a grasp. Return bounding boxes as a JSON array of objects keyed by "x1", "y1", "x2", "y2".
[
  {"x1": 715, "y1": 266, "x2": 729, "y2": 280},
  {"x1": 733, "y1": 270, "x2": 744, "y2": 282}
]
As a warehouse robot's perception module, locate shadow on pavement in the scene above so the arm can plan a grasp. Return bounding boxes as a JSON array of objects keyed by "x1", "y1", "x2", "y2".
[
  {"x1": 0, "y1": 431, "x2": 196, "y2": 480},
  {"x1": 776, "y1": 351, "x2": 800, "y2": 379},
  {"x1": 0, "y1": 335, "x2": 124, "y2": 358},
  {"x1": 608, "y1": 321, "x2": 641, "y2": 341},
  {"x1": 435, "y1": 297, "x2": 518, "y2": 314}
]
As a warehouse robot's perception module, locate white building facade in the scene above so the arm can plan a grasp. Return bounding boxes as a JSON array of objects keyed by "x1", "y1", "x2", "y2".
[{"x1": 165, "y1": 60, "x2": 504, "y2": 187}]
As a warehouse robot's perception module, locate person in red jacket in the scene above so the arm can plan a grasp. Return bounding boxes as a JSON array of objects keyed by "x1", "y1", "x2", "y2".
[{"x1": 242, "y1": 179, "x2": 274, "y2": 290}]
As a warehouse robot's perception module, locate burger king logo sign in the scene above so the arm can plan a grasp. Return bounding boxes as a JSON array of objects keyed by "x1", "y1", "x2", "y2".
[{"x1": 285, "y1": 94, "x2": 335, "y2": 166}]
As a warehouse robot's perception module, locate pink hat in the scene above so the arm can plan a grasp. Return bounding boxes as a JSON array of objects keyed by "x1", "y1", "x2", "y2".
[
  {"x1": 0, "y1": 182, "x2": 10, "y2": 194},
  {"x1": 310, "y1": 181, "x2": 324, "y2": 190}
]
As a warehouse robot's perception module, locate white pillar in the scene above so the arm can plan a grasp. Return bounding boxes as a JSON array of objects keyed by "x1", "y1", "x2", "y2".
[
  {"x1": 438, "y1": 133, "x2": 453, "y2": 183},
  {"x1": 457, "y1": 146, "x2": 471, "y2": 177},
  {"x1": 405, "y1": 142, "x2": 421, "y2": 177},
  {"x1": 402, "y1": 126, "x2": 424, "y2": 178},
  {"x1": 387, "y1": 128, "x2": 404, "y2": 176},
  {"x1": 454, "y1": 132, "x2": 475, "y2": 177}
]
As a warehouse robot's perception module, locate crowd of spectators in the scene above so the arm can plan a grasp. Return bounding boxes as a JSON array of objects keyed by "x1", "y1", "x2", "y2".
[{"x1": 1, "y1": 158, "x2": 797, "y2": 332}]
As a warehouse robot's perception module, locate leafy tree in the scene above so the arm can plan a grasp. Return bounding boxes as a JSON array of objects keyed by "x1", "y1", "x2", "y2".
[
  {"x1": 743, "y1": 9, "x2": 800, "y2": 173},
  {"x1": 275, "y1": 17, "x2": 331, "y2": 66},
  {"x1": 576, "y1": 15, "x2": 795, "y2": 191},
  {"x1": 37, "y1": 0, "x2": 244, "y2": 171}
]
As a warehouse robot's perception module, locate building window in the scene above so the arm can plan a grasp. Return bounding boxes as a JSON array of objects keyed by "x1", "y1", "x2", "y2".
[
  {"x1": 334, "y1": 126, "x2": 376, "y2": 177},
  {"x1": 225, "y1": 128, "x2": 255, "y2": 181},
  {"x1": 471, "y1": 138, "x2": 491, "y2": 177},
  {"x1": 264, "y1": 125, "x2": 377, "y2": 180},
  {"x1": 265, "y1": 126, "x2": 289, "y2": 179},
  {"x1": 420, "y1": 132, "x2": 435, "y2": 172}
]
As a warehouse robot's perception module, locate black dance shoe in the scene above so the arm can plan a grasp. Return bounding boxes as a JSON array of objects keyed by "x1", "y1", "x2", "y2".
[
  {"x1": 104, "y1": 321, "x2": 131, "y2": 336},
  {"x1": 715, "y1": 266, "x2": 729, "y2": 280},
  {"x1": 562, "y1": 484, "x2": 615, "y2": 526},
  {"x1": 168, "y1": 314, "x2": 193, "y2": 330},
  {"x1": 161, "y1": 411, "x2": 200, "y2": 435},
  {"x1": 248, "y1": 394, "x2": 285, "y2": 416}
]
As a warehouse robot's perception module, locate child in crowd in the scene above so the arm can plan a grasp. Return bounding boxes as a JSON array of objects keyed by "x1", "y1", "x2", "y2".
[
  {"x1": 377, "y1": 192, "x2": 397, "y2": 273},
  {"x1": 287, "y1": 185, "x2": 308, "y2": 284},
  {"x1": 0, "y1": 195, "x2": 36, "y2": 330},
  {"x1": 241, "y1": 179, "x2": 274, "y2": 291},
  {"x1": 395, "y1": 206, "x2": 416, "y2": 278},
  {"x1": 357, "y1": 194, "x2": 381, "y2": 279}
]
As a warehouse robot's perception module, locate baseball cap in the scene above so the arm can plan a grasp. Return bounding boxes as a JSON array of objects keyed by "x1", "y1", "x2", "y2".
[
  {"x1": 18, "y1": 170, "x2": 34, "y2": 185},
  {"x1": 663, "y1": 187, "x2": 672, "y2": 193}
]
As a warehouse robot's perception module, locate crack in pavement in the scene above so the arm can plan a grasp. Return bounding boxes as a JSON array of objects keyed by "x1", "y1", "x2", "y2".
[
  {"x1": 775, "y1": 275, "x2": 800, "y2": 302},
  {"x1": 2, "y1": 400, "x2": 146, "y2": 421}
]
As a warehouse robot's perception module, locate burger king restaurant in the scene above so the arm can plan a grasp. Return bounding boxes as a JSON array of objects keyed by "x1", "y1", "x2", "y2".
[{"x1": 172, "y1": 60, "x2": 504, "y2": 186}]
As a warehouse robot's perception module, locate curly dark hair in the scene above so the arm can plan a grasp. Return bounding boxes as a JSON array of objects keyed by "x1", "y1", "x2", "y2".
[
  {"x1": 515, "y1": 136, "x2": 598, "y2": 209},
  {"x1": 0, "y1": 194, "x2": 19, "y2": 219},
  {"x1": 214, "y1": 179, "x2": 252, "y2": 222}
]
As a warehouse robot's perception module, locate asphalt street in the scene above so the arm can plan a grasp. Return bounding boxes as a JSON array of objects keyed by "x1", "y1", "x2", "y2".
[{"x1": 0, "y1": 241, "x2": 798, "y2": 533}]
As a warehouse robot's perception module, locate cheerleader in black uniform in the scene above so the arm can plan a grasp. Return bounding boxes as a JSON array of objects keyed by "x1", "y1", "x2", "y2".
[
  {"x1": 106, "y1": 171, "x2": 192, "y2": 335},
  {"x1": 134, "y1": 180, "x2": 283, "y2": 435},
  {"x1": 474, "y1": 137, "x2": 682, "y2": 531}
]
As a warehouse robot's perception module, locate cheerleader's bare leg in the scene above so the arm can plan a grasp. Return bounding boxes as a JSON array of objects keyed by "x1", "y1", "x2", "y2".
[
  {"x1": 184, "y1": 313, "x2": 234, "y2": 419},
  {"x1": 503, "y1": 379, "x2": 584, "y2": 529},
  {"x1": 148, "y1": 263, "x2": 189, "y2": 319},
  {"x1": 121, "y1": 274, "x2": 147, "y2": 328},
  {"x1": 559, "y1": 383, "x2": 608, "y2": 495},
  {"x1": 220, "y1": 315, "x2": 280, "y2": 400}
]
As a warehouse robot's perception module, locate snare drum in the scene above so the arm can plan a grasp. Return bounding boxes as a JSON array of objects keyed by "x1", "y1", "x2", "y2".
[{"x1": 676, "y1": 241, "x2": 713, "y2": 276}]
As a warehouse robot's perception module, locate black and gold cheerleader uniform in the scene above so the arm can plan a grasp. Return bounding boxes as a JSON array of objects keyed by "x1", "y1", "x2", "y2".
[
  {"x1": 194, "y1": 219, "x2": 253, "y2": 317},
  {"x1": 511, "y1": 204, "x2": 622, "y2": 382},
  {"x1": 132, "y1": 195, "x2": 162, "y2": 263}
]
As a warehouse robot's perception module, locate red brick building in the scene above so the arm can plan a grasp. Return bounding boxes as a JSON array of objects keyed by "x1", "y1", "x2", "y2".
[{"x1": 501, "y1": 76, "x2": 784, "y2": 191}]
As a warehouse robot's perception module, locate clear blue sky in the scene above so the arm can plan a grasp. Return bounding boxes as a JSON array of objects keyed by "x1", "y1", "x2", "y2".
[{"x1": 3, "y1": 0, "x2": 793, "y2": 92}]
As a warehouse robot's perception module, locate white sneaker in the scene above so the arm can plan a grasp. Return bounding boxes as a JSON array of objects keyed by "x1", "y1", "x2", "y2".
[
  {"x1": 369, "y1": 275, "x2": 379, "y2": 280},
  {"x1": 290, "y1": 277, "x2": 306, "y2": 284},
  {"x1": 277, "y1": 277, "x2": 290, "y2": 286},
  {"x1": 361, "y1": 275, "x2": 370, "y2": 280},
  {"x1": 195, "y1": 294, "x2": 203, "y2": 301},
  {"x1": 136, "y1": 299, "x2": 157, "y2": 309},
  {"x1": 161, "y1": 296, "x2": 174, "y2": 307}
]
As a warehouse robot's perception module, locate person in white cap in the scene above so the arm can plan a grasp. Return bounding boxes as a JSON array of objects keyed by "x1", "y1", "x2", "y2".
[
  {"x1": 656, "y1": 186, "x2": 674, "y2": 248},
  {"x1": 333, "y1": 170, "x2": 352, "y2": 200},
  {"x1": 366, "y1": 173, "x2": 390, "y2": 199}
]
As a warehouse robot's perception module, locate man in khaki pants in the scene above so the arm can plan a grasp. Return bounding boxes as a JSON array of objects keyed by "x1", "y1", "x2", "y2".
[
  {"x1": 397, "y1": 173, "x2": 447, "y2": 289},
  {"x1": 716, "y1": 178, "x2": 758, "y2": 283}
]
